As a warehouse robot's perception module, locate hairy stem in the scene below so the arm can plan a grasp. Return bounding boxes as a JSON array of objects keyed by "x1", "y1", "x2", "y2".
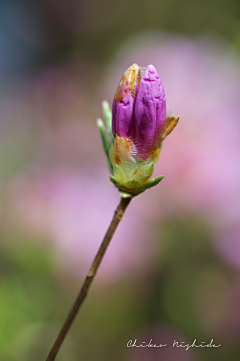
[{"x1": 45, "y1": 196, "x2": 132, "y2": 361}]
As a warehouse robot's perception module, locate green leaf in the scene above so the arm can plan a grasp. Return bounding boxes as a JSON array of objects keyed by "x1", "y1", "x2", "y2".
[
  {"x1": 97, "y1": 118, "x2": 113, "y2": 174},
  {"x1": 102, "y1": 101, "x2": 114, "y2": 143}
]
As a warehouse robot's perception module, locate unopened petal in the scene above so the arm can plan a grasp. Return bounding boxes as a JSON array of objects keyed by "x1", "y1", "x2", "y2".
[
  {"x1": 112, "y1": 64, "x2": 141, "y2": 139},
  {"x1": 134, "y1": 64, "x2": 166, "y2": 157},
  {"x1": 112, "y1": 93, "x2": 135, "y2": 138}
]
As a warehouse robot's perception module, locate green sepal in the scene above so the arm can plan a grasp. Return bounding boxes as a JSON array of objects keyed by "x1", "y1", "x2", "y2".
[
  {"x1": 102, "y1": 101, "x2": 114, "y2": 143},
  {"x1": 113, "y1": 164, "x2": 127, "y2": 183},
  {"x1": 132, "y1": 162, "x2": 154, "y2": 183},
  {"x1": 109, "y1": 176, "x2": 122, "y2": 188},
  {"x1": 140, "y1": 176, "x2": 165, "y2": 190},
  {"x1": 119, "y1": 191, "x2": 133, "y2": 198},
  {"x1": 124, "y1": 179, "x2": 141, "y2": 189},
  {"x1": 97, "y1": 118, "x2": 113, "y2": 174},
  {"x1": 109, "y1": 174, "x2": 165, "y2": 198}
]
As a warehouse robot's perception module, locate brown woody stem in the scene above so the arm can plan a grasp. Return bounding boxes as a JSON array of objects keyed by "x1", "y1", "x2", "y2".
[{"x1": 45, "y1": 196, "x2": 132, "y2": 361}]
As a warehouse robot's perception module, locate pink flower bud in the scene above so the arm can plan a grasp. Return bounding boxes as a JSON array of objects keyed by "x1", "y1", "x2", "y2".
[
  {"x1": 112, "y1": 63, "x2": 166, "y2": 160},
  {"x1": 107, "y1": 63, "x2": 179, "y2": 197}
]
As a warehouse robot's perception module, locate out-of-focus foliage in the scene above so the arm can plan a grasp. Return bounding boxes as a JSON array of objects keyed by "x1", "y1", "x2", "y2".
[{"x1": 1, "y1": 0, "x2": 240, "y2": 360}]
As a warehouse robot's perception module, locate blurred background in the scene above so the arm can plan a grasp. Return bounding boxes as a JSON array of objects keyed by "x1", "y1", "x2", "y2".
[{"x1": 1, "y1": 0, "x2": 240, "y2": 360}]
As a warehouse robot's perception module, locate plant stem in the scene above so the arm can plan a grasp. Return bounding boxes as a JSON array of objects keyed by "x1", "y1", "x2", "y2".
[{"x1": 45, "y1": 196, "x2": 132, "y2": 361}]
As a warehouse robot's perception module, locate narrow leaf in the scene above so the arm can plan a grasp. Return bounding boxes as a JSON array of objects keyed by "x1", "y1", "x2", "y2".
[
  {"x1": 102, "y1": 101, "x2": 114, "y2": 143},
  {"x1": 97, "y1": 118, "x2": 113, "y2": 174}
]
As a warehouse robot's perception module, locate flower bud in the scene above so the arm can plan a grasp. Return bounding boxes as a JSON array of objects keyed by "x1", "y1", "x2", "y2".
[
  {"x1": 112, "y1": 63, "x2": 166, "y2": 160},
  {"x1": 102, "y1": 63, "x2": 179, "y2": 197}
]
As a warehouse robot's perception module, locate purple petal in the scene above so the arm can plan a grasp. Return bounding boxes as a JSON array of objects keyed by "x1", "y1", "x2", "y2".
[
  {"x1": 134, "y1": 64, "x2": 166, "y2": 155},
  {"x1": 112, "y1": 92, "x2": 135, "y2": 138}
]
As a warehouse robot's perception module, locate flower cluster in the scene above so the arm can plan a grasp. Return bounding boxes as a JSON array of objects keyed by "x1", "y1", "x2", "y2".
[{"x1": 98, "y1": 63, "x2": 179, "y2": 197}]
